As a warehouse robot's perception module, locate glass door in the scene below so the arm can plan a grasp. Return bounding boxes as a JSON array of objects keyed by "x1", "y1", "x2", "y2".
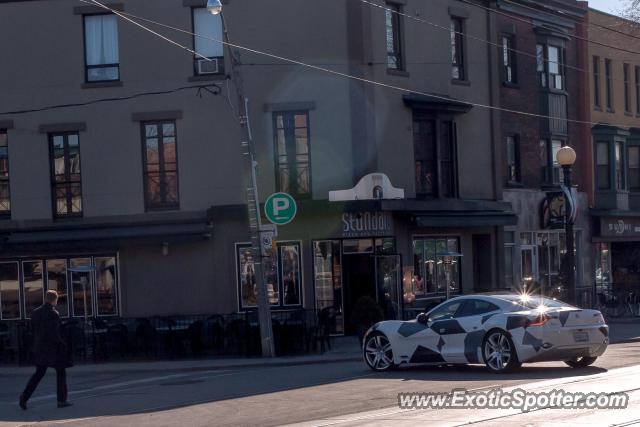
[
  {"x1": 313, "y1": 240, "x2": 344, "y2": 335},
  {"x1": 375, "y1": 255, "x2": 401, "y2": 320}
]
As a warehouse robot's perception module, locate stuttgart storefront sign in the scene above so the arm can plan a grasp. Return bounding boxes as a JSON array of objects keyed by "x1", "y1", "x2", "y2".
[
  {"x1": 341, "y1": 211, "x2": 392, "y2": 238},
  {"x1": 600, "y1": 217, "x2": 640, "y2": 238}
]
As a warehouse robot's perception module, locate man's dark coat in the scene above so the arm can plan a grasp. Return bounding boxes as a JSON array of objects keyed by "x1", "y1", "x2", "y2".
[{"x1": 30, "y1": 303, "x2": 71, "y2": 369}]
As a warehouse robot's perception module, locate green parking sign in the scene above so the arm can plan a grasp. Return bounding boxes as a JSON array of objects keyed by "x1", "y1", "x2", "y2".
[{"x1": 265, "y1": 193, "x2": 297, "y2": 225}]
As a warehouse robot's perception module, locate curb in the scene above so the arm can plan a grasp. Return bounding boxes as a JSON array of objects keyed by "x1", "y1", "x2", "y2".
[
  {"x1": 0, "y1": 355, "x2": 363, "y2": 376},
  {"x1": 610, "y1": 338, "x2": 640, "y2": 345}
]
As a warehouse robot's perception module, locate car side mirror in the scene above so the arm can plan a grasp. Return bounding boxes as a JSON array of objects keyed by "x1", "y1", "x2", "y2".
[{"x1": 417, "y1": 313, "x2": 428, "y2": 325}]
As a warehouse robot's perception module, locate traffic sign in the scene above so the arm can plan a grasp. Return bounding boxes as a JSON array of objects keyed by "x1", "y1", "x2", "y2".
[{"x1": 264, "y1": 192, "x2": 297, "y2": 225}]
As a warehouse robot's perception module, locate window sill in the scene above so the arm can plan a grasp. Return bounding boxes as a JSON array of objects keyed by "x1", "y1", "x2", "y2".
[
  {"x1": 451, "y1": 79, "x2": 470, "y2": 86},
  {"x1": 54, "y1": 214, "x2": 84, "y2": 222},
  {"x1": 188, "y1": 74, "x2": 228, "y2": 82},
  {"x1": 594, "y1": 106, "x2": 602, "y2": 112},
  {"x1": 502, "y1": 82, "x2": 519, "y2": 89},
  {"x1": 606, "y1": 108, "x2": 615, "y2": 114},
  {"x1": 625, "y1": 111, "x2": 634, "y2": 117},
  {"x1": 82, "y1": 81, "x2": 123, "y2": 89},
  {"x1": 145, "y1": 205, "x2": 181, "y2": 212},
  {"x1": 387, "y1": 69, "x2": 410, "y2": 77}
]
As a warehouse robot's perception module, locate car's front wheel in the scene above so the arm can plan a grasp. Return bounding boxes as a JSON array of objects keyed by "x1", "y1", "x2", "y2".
[
  {"x1": 564, "y1": 356, "x2": 597, "y2": 368},
  {"x1": 363, "y1": 332, "x2": 396, "y2": 372},
  {"x1": 482, "y1": 330, "x2": 522, "y2": 373}
]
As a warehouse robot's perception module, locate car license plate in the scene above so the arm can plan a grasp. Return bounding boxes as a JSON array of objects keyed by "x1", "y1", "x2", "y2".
[{"x1": 573, "y1": 331, "x2": 589, "y2": 343}]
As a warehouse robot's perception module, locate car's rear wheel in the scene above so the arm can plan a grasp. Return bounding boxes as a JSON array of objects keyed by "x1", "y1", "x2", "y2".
[
  {"x1": 564, "y1": 356, "x2": 597, "y2": 368},
  {"x1": 482, "y1": 330, "x2": 521, "y2": 373},
  {"x1": 363, "y1": 332, "x2": 396, "y2": 372}
]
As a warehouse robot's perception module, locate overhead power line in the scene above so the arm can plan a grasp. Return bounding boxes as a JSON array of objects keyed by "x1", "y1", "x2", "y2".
[
  {"x1": 1, "y1": 0, "x2": 626, "y2": 128},
  {"x1": 81, "y1": 0, "x2": 606, "y2": 127},
  {"x1": 459, "y1": 0, "x2": 640, "y2": 56},
  {"x1": 0, "y1": 84, "x2": 221, "y2": 116},
  {"x1": 360, "y1": 0, "x2": 639, "y2": 86}
]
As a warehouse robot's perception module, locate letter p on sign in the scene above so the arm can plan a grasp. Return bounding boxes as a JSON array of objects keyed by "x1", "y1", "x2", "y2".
[{"x1": 265, "y1": 192, "x2": 297, "y2": 226}]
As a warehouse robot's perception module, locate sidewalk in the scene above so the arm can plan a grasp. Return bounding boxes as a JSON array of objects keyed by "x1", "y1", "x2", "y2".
[{"x1": 0, "y1": 336, "x2": 363, "y2": 376}]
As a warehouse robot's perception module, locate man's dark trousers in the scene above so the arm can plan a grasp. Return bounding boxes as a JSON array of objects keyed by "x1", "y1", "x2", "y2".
[{"x1": 22, "y1": 366, "x2": 68, "y2": 403}]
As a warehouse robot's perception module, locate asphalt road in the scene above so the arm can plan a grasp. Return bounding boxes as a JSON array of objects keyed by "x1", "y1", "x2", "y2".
[{"x1": 1, "y1": 341, "x2": 640, "y2": 427}]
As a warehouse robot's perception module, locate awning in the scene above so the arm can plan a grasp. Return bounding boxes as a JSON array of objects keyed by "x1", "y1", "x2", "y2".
[
  {"x1": 403, "y1": 93, "x2": 473, "y2": 114},
  {"x1": 415, "y1": 212, "x2": 517, "y2": 228},
  {"x1": 4, "y1": 222, "x2": 212, "y2": 245},
  {"x1": 0, "y1": 212, "x2": 213, "y2": 252}
]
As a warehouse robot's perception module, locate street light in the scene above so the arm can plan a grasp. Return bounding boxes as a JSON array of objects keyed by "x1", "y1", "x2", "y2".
[
  {"x1": 206, "y1": 0, "x2": 222, "y2": 15},
  {"x1": 207, "y1": 1, "x2": 275, "y2": 357},
  {"x1": 556, "y1": 146, "x2": 577, "y2": 306}
]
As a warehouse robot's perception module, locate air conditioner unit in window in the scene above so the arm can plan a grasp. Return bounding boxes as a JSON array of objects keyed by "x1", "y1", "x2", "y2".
[{"x1": 197, "y1": 58, "x2": 219, "y2": 75}]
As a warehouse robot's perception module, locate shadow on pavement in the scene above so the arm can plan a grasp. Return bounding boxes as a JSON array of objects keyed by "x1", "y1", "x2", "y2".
[{"x1": 0, "y1": 360, "x2": 613, "y2": 426}]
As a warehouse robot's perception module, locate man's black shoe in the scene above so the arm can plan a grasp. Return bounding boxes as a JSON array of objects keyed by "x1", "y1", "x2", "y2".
[
  {"x1": 19, "y1": 394, "x2": 27, "y2": 410},
  {"x1": 57, "y1": 401, "x2": 73, "y2": 408}
]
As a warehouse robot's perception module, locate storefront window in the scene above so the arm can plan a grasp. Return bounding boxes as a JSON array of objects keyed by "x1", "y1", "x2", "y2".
[
  {"x1": 0, "y1": 262, "x2": 20, "y2": 320},
  {"x1": 22, "y1": 261, "x2": 44, "y2": 318},
  {"x1": 46, "y1": 260, "x2": 69, "y2": 318},
  {"x1": 342, "y1": 239, "x2": 374, "y2": 254},
  {"x1": 238, "y1": 246, "x2": 258, "y2": 308},
  {"x1": 409, "y1": 237, "x2": 461, "y2": 302},
  {"x1": 537, "y1": 233, "x2": 561, "y2": 297},
  {"x1": 95, "y1": 257, "x2": 118, "y2": 316},
  {"x1": 236, "y1": 242, "x2": 302, "y2": 310},
  {"x1": 71, "y1": 258, "x2": 93, "y2": 318},
  {"x1": 0, "y1": 256, "x2": 117, "y2": 320},
  {"x1": 281, "y1": 244, "x2": 301, "y2": 306},
  {"x1": 313, "y1": 240, "x2": 343, "y2": 335}
]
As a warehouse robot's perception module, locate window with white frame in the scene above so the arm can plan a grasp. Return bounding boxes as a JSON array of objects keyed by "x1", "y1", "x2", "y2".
[
  {"x1": 192, "y1": 7, "x2": 225, "y2": 76},
  {"x1": 236, "y1": 242, "x2": 302, "y2": 310},
  {"x1": 83, "y1": 14, "x2": 120, "y2": 82},
  {"x1": 537, "y1": 43, "x2": 564, "y2": 90},
  {"x1": 502, "y1": 35, "x2": 516, "y2": 84},
  {"x1": 0, "y1": 256, "x2": 118, "y2": 320}
]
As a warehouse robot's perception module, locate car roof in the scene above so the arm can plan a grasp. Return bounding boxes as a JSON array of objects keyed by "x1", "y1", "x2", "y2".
[{"x1": 446, "y1": 293, "x2": 520, "y2": 309}]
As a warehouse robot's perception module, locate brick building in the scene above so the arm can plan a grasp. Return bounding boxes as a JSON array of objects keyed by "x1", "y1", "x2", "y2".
[
  {"x1": 588, "y1": 9, "x2": 640, "y2": 303},
  {"x1": 492, "y1": 0, "x2": 593, "y2": 304}
]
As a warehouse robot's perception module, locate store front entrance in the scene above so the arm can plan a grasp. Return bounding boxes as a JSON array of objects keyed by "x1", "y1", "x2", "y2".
[
  {"x1": 343, "y1": 253, "x2": 376, "y2": 335},
  {"x1": 313, "y1": 238, "x2": 401, "y2": 336}
]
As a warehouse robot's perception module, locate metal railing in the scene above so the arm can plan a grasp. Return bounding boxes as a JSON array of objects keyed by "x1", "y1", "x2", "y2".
[{"x1": 0, "y1": 310, "x2": 332, "y2": 366}]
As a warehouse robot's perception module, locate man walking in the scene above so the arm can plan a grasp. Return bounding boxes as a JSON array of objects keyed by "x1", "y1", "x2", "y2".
[{"x1": 19, "y1": 290, "x2": 72, "y2": 410}]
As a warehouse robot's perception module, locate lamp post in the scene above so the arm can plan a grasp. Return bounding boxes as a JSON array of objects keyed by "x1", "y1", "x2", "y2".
[
  {"x1": 556, "y1": 146, "x2": 577, "y2": 306},
  {"x1": 207, "y1": 0, "x2": 275, "y2": 357}
]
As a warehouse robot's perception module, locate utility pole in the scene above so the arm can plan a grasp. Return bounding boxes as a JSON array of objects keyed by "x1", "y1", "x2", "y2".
[{"x1": 212, "y1": 3, "x2": 275, "y2": 357}]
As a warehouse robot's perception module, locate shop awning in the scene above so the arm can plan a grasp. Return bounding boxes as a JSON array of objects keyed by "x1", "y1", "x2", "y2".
[
  {"x1": 414, "y1": 212, "x2": 517, "y2": 228},
  {"x1": 403, "y1": 93, "x2": 473, "y2": 114},
  {"x1": 0, "y1": 212, "x2": 213, "y2": 251},
  {"x1": 3, "y1": 223, "x2": 212, "y2": 244}
]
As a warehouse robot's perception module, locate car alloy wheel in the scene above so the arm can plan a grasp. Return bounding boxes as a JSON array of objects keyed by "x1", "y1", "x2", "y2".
[
  {"x1": 364, "y1": 333, "x2": 395, "y2": 372},
  {"x1": 483, "y1": 330, "x2": 520, "y2": 373}
]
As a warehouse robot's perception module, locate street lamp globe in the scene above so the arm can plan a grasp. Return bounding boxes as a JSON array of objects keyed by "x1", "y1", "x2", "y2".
[
  {"x1": 556, "y1": 146, "x2": 577, "y2": 167},
  {"x1": 206, "y1": 0, "x2": 222, "y2": 15}
]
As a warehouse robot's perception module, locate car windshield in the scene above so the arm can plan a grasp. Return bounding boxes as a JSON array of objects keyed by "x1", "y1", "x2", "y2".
[{"x1": 497, "y1": 295, "x2": 574, "y2": 311}]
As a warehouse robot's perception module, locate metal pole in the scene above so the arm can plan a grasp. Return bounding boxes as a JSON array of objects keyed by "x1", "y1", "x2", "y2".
[
  {"x1": 221, "y1": 12, "x2": 274, "y2": 357},
  {"x1": 563, "y1": 165, "x2": 576, "y2": 306}
]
